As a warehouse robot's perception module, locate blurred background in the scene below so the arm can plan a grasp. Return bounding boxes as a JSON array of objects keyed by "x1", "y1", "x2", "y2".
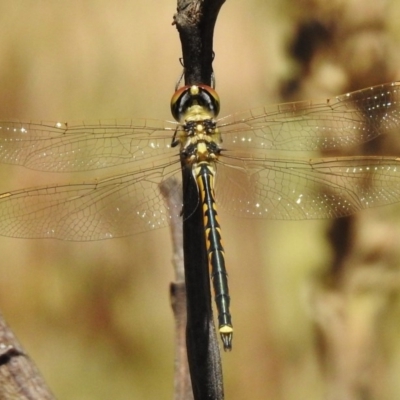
[{"x1": 0, "y1": 0, "x2": 400, "y2": 399}]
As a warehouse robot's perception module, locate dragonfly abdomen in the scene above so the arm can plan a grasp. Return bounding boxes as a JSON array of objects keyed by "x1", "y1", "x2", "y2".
[{"x1": 195, "y1": 162, "x2": 233, "y2": 351}]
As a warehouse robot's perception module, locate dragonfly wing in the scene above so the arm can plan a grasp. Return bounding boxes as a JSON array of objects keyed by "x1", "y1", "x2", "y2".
[
  {"x1": 215, "y1": 154, "x2": 400, "y2": 220},
  {"x1": 218, "y1": 82, "x2": 400, "y2": 151},
  {"x1": 0, "y1": 157, "x2": 182, "y2": 240},
  {"x1": 0, "y1": 118, "x2": 178, "y2": 172}
]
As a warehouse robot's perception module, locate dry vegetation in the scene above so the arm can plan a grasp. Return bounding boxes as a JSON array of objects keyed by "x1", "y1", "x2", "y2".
[{"x1": 0, "y1": 1, "x2": 400, "y2": 399}]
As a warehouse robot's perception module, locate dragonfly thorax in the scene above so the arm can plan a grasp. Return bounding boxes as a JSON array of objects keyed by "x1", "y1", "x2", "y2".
[{"x1": 179, "y1": 119, "x2": 222, "y2": 165}]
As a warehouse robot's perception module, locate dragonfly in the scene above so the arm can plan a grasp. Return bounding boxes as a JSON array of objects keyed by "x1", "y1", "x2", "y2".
[{"x1": 0, "y1": 81, "x2": 400, "y2": 350}]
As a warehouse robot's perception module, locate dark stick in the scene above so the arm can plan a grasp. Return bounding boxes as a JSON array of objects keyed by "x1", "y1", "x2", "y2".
[
  {"x1": 173, "y1": 1, "x2": 226, "y2": 399},
  {"x1": 181, "y1": 167, "x2": 224, "y2": 400},
  {"x1": 174, "y1": 0, "x2": 225, "y2": 86}
]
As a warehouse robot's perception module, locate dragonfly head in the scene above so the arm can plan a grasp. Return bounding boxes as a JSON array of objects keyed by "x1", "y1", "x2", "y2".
[{"x1": 170, "y1": 84, "x2": 220, "y2": 122}]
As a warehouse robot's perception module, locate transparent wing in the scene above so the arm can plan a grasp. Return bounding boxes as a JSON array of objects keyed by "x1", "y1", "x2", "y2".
[
  {"x1": 0, "y1": 118, "x2": 178, "y2": 172},
  {"x1": 215, "y1": 154, "x2": 400, "y2": 219},
  {"x1": 1, "y1": 82, "x2": 400, "y2": 240},
  {"x1": 1, "y1": 83, "x2": 398, "y2": 175},
  {"x1": 3, "y1": 153, "x2": 399, "y2": 240},
  {"x1": 0, "y1": 158, "x2": 182, "y2": 240},
  {"x1": 218, "y1": 82, "x2": 400, "y2": 151}
]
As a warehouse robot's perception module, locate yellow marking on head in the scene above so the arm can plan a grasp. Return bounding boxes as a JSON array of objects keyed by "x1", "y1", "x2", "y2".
[{"x1": 190, "y1": 85, "x2": 199, "y2": 95}]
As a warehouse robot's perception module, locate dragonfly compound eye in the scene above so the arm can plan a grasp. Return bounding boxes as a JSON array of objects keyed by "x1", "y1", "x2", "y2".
[{"x1": 170, "y1": 84, "x2": 220, "y2": 121}]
